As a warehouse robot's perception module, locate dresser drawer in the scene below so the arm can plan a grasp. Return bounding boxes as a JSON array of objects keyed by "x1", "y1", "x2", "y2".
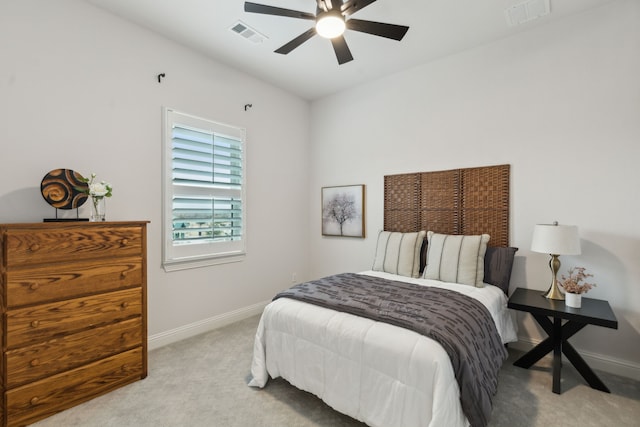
[
  {"x1": 6, "y1": 288, "x2": 142, "y2": 349},
  {"x1": 5, "y1": 317, "x2": 142, "y2": 388},
  {"x1": 5, "y1": 348, "x2": 143, "y2": 427},
  {"x1": 5, "y1": 257, "x2": 143, "y2": 307},
  {"x1": 2, "y1": 225, "x2": 143, "y2": 268}
]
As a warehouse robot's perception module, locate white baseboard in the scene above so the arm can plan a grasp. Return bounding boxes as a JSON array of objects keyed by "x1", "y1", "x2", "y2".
[
  {"x1": 148, "y1": 300, "x2": 269, "y2": 351},
  {"x1": 509, "y1": 337, "x2": 640, "y2": 381}
]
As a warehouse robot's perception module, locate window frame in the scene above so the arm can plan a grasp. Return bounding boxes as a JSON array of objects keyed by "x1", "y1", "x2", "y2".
[{"x1": 162, "y1": 107, "x2": 247, "y2": 271}]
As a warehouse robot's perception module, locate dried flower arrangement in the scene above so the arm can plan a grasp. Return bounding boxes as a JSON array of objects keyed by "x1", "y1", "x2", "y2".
[{"x1": 560, "y1": 267, "x2": 596, "y2": 294}]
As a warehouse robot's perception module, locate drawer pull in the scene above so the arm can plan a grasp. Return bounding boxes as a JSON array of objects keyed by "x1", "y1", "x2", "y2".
[
  {"x1": 29, "y1": 243, "x2": 41, "y2": 252},
  {"x1": 29, "y1": 282, "x2": 40, "y2": 290},
  {"x1": 121, "y1": 302, "x2": 129, "y2": 309},
  {"x1": 31, "y1": 320, "x2": 40, "y2": 328},
  {"x1": 30, "y1": 359, "x2": 40, "y2": 367},
  {"x1": 120, "y1": 238, "x2": 129, "y2": 246},
  {"x1": 120, "y1": 271, "x2": 128, "y2": 279},
  {"x1": 30, "y1": 396, "x2": 39, "y2": 406}
]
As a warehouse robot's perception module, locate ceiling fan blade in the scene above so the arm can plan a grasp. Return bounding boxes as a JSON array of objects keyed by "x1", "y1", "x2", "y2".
[
  {"x1": 341, "y1": 0, "x2": 377, "y2": 17},
  {"x1": 244, "y1": 2, "x2": 316, "y2": 21},
  {"x1": 330, "y1": 36, "x2": 354, "y2": 65},
  {"x1": 346, "y1": 18, "x2": 409, "y2": 41},
  {"x1": 275, "y1": 28, "x2": 317, "y2": 55}
]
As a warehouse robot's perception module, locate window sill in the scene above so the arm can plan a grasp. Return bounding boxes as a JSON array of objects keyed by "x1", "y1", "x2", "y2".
[{"x1": 163, "y1": 252, "x2": 245, "y2": 272}]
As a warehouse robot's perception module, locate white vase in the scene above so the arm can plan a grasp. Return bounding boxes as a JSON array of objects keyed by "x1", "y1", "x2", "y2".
[{"x1": 565, "y1": 292, "x2": 582, "y2": 308}]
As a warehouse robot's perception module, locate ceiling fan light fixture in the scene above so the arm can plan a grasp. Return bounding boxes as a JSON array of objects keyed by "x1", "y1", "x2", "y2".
[
  {"x1": 315, "y1": 10, "x2": 345, "y2": 39},
  {"x1": 244, "y1": 0, "x2": 409, "y2": 65}
]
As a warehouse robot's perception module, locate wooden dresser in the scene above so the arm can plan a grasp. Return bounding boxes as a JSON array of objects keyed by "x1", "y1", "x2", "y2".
[{"x1": 0, "y1": 221, "x2": 148, "y2": 427}]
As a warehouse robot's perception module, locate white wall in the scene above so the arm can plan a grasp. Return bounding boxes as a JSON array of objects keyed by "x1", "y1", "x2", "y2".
[
  {"x1": 310, "y1": 0, "x2": 640, "y2": 377},
  {"x1": 0, "y1": 0, "x2": 310, "y2": 341}
]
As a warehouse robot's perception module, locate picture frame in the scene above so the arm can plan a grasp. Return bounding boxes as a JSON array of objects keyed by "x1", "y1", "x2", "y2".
[{"x1": 321, "y1": 184, "x2": 365, "y2": 238}]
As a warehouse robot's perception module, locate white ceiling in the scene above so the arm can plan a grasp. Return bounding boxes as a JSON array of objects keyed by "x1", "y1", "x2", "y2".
[{"x1": 85, "y1": 0, "x2": 617, "y2": 100}]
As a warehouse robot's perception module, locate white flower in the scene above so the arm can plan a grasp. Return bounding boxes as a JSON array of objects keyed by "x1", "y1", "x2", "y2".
[
  {"x1": 89, "y1": 182, "x2": 110, "y2": 197},
  {"x1": 81, "y1": 173, "x2": 113, "y2": 198}
]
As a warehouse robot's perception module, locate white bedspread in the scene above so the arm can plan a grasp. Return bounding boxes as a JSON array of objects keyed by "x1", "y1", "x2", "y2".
[{"x1": 249, "y1": 271, "x2": 518, "y2": 427}]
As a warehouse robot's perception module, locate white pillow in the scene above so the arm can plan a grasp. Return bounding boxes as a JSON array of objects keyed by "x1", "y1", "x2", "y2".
[
  {"x1": 372, "y1": 230, "x2": 426, "y2": 278},
  {"x1": 423, "y1": 231, "x2": 490, "y2": 286}
]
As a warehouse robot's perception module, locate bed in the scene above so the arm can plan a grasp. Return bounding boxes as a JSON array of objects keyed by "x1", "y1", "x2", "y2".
[{"x1": 248, "y1": 165, "x2": 518, "y2": 427}]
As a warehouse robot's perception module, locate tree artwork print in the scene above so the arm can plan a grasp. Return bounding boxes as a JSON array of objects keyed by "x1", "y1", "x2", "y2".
[{"x1": 321, "y1": 185, "x2": 365, "y2": 237}]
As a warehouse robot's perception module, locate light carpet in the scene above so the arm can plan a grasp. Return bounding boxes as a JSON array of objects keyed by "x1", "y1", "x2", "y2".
[{"x1": 31, "y1": 315, "x2": 640, "y2": 427}]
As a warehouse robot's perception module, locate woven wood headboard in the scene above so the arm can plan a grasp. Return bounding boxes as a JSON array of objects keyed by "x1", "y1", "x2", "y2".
[{"x1": 383, "y1": 164, "x2": 510, "y2": 247}]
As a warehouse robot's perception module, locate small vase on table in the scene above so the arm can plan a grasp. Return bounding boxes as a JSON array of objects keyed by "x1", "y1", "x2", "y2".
[
  {"x1": 565, "y1": 292, "x2": 582, "y2": 308},
  {"x1": 90, "y1": 196, "x2": 106, "y2": 222}
]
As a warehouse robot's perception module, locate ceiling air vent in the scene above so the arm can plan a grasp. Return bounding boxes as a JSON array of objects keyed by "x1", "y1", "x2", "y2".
[
  {"x1": 230, "y1": 20, "x2": 267, "y2": 44},
  {"x1": 505, "y1": 0, "x2": 550, "y2": 27}
]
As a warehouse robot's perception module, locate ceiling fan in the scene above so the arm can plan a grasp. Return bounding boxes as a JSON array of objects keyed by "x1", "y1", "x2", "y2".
[{"x1": 244, "y1": 0, "x2": 409, "y2": 65}]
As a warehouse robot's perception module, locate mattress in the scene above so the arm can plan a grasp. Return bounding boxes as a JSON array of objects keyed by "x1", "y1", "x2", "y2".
[{"x1": 249, "y1": 271, "x2": 518, "y2": 427}]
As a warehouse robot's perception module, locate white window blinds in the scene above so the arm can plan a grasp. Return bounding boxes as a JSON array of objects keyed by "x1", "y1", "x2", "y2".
[{"x1": 163, "y1": 108, "x2": 246, "y2": 270}]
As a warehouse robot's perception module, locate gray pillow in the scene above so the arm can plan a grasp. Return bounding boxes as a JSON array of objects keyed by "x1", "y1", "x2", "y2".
[
  {"x1": 419, "y1": 236, "x2": 428, "y2": 275},
  {"x1": 483, "y1": 246, "x2": 518, "y2": 294}
]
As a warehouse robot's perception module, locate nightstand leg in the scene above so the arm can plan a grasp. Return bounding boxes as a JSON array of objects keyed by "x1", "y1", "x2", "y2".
[
  {"x1": 562, "y1": 341, "x2": 611, "y2": 392},
  {"x1": 552, "y1": 317, "x2": 562, "y2": 394},
  {"x1": 557, "y1": 322, "x2": 611, "y2": 391},
  {"x1": 513, "y1": 314, "x2": 554, "y2": 368}
]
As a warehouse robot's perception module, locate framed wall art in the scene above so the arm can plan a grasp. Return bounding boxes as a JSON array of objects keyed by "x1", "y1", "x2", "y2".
[{"x1": 321, "y1": 184, "x2": 365, "y2": 238}]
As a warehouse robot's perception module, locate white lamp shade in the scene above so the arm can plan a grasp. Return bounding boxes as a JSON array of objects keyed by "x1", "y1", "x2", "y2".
[{"x1": 531, "y1": 223, "x2": 581, "y2": 255}]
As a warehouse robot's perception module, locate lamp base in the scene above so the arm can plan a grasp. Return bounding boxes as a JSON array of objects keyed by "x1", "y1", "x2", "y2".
[
  {"x1": 543, "y1": 254, "x2": 565, "y2": 300},
  {"x1": 544, "y1": 282, "x2": 565, "y2": 300}
]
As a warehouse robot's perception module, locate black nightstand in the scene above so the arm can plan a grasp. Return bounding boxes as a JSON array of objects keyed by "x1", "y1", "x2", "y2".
[{"x1": 507, "y1": 287, "x2": 618, "y2": 394}]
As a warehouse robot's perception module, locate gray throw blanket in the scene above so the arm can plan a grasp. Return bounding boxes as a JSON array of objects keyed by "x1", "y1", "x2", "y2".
[{"x1": 274, "y1": 272, "x2": 508, "y2": 427}]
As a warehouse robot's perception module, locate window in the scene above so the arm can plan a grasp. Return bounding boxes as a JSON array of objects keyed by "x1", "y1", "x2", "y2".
[{"x1": 162, "y1": 108, "x2": 246, "y2": 271}]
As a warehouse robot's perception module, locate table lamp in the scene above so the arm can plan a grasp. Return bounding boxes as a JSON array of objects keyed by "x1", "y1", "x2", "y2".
[{"x1": 531, "y1": 221, "x2": 581, "y2": 300}]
